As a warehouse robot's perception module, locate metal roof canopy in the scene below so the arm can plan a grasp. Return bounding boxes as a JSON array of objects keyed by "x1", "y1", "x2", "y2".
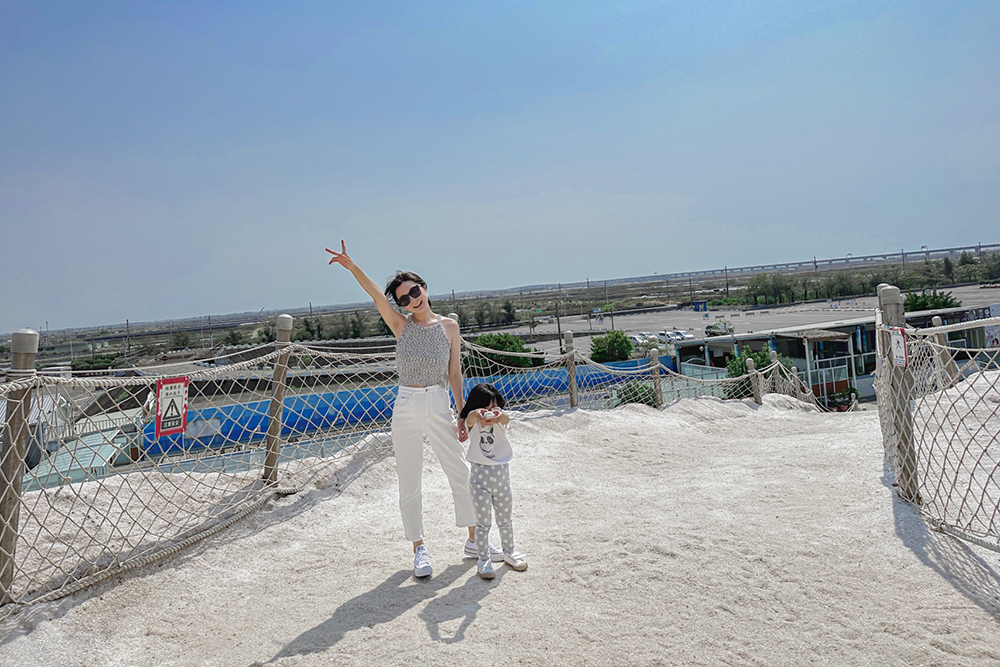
[{"x1": 777, "y1": 330, "x2": 852, "y2": 342}]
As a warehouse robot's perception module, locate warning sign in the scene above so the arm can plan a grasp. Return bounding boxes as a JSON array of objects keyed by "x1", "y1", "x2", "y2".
[
  {"x1": 156, "y1": 377, "x2": 189, "y2": 438},
  {"x1": 890, "y1": 328, "x2": 908, "y2": 368}
]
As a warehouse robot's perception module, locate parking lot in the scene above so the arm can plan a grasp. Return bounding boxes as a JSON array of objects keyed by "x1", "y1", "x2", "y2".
[{"x1": 499, "y1": 284, "x2": 1000, "y2": 356}]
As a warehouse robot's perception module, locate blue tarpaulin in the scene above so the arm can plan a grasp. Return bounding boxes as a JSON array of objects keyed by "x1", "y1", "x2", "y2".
[{"x1": 142, "y1": 356, "x2": 675, "y2": 457}]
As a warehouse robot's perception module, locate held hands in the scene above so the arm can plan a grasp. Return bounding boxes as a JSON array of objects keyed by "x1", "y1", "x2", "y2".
[
  {"x1": 457, "y1": 418, "x2": 469, "y2": 443},
  {"x1": 325, "y1": 240, "x2": 356, "y2": 271}
]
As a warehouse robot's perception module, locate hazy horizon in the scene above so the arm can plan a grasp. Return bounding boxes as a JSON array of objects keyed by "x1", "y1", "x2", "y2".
[{"x1": 5, "y1": 240, "x2": 994, "y2": 336}]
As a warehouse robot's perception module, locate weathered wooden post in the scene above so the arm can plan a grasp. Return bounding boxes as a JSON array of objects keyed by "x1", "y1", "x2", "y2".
[
  {"x1": 564, "y1": 331, "x2": 578, "y2": 408},
  {"x1": 263, "y1": 315, "x2": 293, "y2": 485},
  {"x1": 648, "y1": 349, "x2": 663, "y2": 408},
  {"x1": 746, "y1": 357, "x2": 762, "y2": 405},
  {"x1": 878, "y1": 285, "x2": 920, "y2": 504},
  {"x1": 1, "y1": 329, "x2": 39, "y2": 605},
  {"x1": 930, "y1": 315, "x2": 960, "y2": 388}
]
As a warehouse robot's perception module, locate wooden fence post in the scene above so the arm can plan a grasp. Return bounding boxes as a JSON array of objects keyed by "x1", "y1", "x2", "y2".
[
  {"x1": 746, "y1": 357, "x2": 762, "y2": 405},
  {"x1": 878, "y1": 285, "x2": 920, "y2": 504},
  {"x1": 1, "y1": 328, "x2": 39, "y2": 605},
  {"x1": 931, "y1": 315, "x2": 960, "y2": 388},
  {"x1": 564, "y1": 331, "x2": 578, "y2": 408},
  {"x1": 648, "y1": 349, "x2": 663, "y2": 408},
  {"x1": 263, "y1": 315, "x2": 293, "y2": 486}
]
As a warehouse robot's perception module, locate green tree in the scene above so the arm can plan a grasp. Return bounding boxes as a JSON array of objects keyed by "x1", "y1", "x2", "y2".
[
  {"x1": 590, "y1": 330, "x2": 633, "y2": 363},
  {"x1": 942, "y1": 256, "x2": 954, "y2": 281},
  {"x1": 453, "y1": 306, "x2": 470, "y2": 328},
  {"x1": 501, "y1": 299, "x2": 517, "y2": 325},
  {"x1": 474, "y1": 302, "x2": 489, "y2": 328},
  {"x1": 373, "y1": 314, "x2": 393, "y2": 337},
  {"x1": 981, "y1": 253, "x2": 1000, "y2": 281},
  {"x1": 348, "y1": 310, "x2": 367, "y2": 338},
  {"x1": 169, "y1": 331, "x2": 191, "y2": 350},
  {"x1": 223, "y1": 329, "x2": 247, "y2": 346},
  {"x1": 462, "y1": 333, "x2": 542, "y2": 377},
  {"x1": 255, "y1": 322, "x2": 277, "y2": 344},
  {"x1": 301, "y1": 317, "x2": 325, "y2": 340}
]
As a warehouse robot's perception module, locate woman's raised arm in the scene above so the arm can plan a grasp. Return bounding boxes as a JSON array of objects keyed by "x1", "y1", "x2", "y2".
[{"x1": 326, "y1": 240, "x2": 408, "y2": 337}]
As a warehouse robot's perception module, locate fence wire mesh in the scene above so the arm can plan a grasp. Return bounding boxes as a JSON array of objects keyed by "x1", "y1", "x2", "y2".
[
  {"x1": 1, "y1": 334, "x2": 819, "y2": 618},
  {"x1": 876, "y1": 313, "x2": 1000, "y2": 553}
]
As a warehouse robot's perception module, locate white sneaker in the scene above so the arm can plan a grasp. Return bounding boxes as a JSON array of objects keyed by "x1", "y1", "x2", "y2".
[
  {"x1": 464, "y1": 539, "x2": 504, "y2": 562},
  {"x1": 413, "y1": 545, "x2": 432, "y2": 578},
  {"x1": 477, "y1": 559, "x2": 495, "y2": 580},
  {"x1": 503, "y1": 551, "x2": 528, "y2": 571}
]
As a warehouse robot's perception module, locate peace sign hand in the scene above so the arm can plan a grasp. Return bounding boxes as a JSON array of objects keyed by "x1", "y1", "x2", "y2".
[{"x1": 325, "y1": 240, "x2": 356, "y2": 271}]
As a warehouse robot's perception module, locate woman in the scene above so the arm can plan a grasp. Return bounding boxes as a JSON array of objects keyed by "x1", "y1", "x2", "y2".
[{"x1": 326, "y1": 240, "x2": 502, "y2": 577}]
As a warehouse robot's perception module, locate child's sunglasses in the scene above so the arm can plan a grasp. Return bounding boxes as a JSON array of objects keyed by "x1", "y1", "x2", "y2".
[{"x1": 396, "y1": 285, "x2": 423, "y2": 307}]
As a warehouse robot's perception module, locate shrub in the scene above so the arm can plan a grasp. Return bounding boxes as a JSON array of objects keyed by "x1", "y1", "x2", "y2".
[
  {"x1": 725, "y1": 348, "x2": 791, "y2": 400},
  {"x1": 71, "y1": 354, "x2": 122, "y2": 372},
  {"x1": 617, "y1": 380, "x2": 657, "y2": 407},
  {"x1": 903, "y1": 289, "x2": 961, "y2": 312},
  {"x1": 726, "y1": 348, "x2": 779, "y2": 379},
  {"x1": 463, "y1": 333, "x2": 542, "y2": 377},
  {"x1": 590, "y1": 330, "x2": 632, "y2": 363}
]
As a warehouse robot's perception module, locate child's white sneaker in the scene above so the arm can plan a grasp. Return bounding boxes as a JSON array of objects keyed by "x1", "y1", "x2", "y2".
[
  {"x1": 464, "y1": 539, "x2": 504, "y2": 562},
  {"x1": 503, "y1": 551, "x2": 528, "y2": 571},
  {"x1": 476, "y1": 559, "x2": 495, "y2": 579},
  {"x1": 413, "y1": 545, "x2": 432, "y2": 578}
]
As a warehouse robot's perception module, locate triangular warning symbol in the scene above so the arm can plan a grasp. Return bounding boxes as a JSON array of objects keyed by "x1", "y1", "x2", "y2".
[{"x1": 163, "y1": 399, "x2": 181, "y2": 421}]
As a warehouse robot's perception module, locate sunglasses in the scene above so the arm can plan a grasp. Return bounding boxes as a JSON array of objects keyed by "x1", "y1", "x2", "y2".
[{"x1": 395, "y1": 284, "x2": 423, "y2": 307}]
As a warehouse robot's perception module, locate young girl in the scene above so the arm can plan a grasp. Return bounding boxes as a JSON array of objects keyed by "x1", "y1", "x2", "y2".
[{"x1": 460, "y1": 383, "x2": 528, "y2": 579}]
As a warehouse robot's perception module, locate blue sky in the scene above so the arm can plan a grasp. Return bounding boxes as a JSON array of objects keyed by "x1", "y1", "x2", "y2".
[{"x1": 2, "y1": 1, "x2": 998, "y2": 333}]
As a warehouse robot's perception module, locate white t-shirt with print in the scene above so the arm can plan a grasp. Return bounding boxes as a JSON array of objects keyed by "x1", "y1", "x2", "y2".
[{"x1": 466, "y1": 421, "x2": 513, "y2": 465}]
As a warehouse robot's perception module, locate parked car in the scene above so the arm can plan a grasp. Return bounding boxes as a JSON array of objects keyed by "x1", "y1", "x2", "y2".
[
  {"x1": 673, "y1": 330, "x2": 695, "y2": 341},
  {"x1": 705, "y1": 321, "x2": 734, "y2": 337}
]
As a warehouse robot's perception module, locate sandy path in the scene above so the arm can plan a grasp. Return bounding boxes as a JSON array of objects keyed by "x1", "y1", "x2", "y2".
[{"x1": 3, "y1": 396, "x2": 1000, "y2": 666}]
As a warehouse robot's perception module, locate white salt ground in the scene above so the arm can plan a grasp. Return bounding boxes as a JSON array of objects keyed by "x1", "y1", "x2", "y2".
[{"x1": 3, "y1": 395, "x2": 1000, "y2": 666}]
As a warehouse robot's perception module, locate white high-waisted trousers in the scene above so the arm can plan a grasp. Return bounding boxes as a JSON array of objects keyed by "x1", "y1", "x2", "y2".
[{"x1": 391, "y1": 385, "x2": 477, "y2": 542}]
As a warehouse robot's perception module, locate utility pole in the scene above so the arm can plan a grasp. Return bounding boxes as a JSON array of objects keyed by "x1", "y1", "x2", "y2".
[
  {"x1": 556, "y1": 302, "x2": 563, "y2": 354},
  {"x1": 725, "y1": 266, "x2": 729, "y2": 298},
  {"x1": 125, "y1": 319, "x2": 130, "y2": 362}
]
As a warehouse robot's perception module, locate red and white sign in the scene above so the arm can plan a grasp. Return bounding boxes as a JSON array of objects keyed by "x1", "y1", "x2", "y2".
[
  {"x1": 156, "y1": 377, "x2": 189, "y2": 437},
  {"x1": 890, "y1": 327, "x2": 908, "y2": 368}
]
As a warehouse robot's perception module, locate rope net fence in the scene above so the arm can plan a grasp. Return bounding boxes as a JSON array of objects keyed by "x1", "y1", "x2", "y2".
[
  {"x1": 875, "y1": 295, "x2": 1000, "y2": 554},
  {"x1": 0, "y1": 329, "x2": 820, "y2": 618}
]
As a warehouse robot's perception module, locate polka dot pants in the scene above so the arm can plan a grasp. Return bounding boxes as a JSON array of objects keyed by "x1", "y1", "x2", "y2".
[{"x1": 469, "y1": 462, "x2": 515, "y2": 561}]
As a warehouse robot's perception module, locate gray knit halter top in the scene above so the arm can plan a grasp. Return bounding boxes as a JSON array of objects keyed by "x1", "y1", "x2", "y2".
[{"x1": 396, "y1": 316, "x2": 451, "y2": 387}]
